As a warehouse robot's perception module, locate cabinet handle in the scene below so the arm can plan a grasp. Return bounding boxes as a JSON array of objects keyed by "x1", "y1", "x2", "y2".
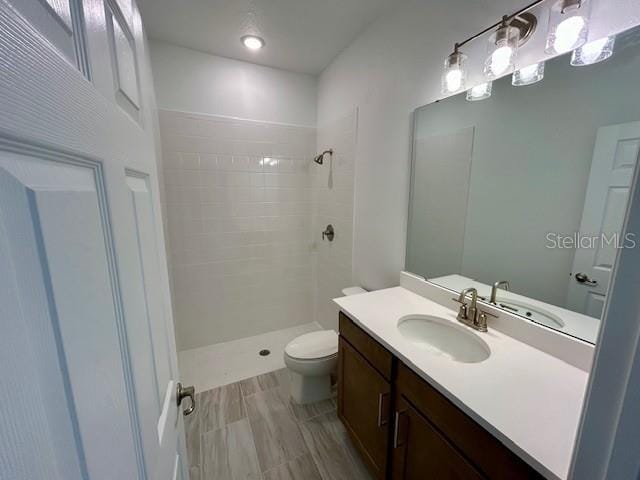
[
  {"x1": 393, "y1": 410, "x2": 407, "y2": 448},
  {"x1": 377, "y1": 392, "x2": 389, "y2": 427}
]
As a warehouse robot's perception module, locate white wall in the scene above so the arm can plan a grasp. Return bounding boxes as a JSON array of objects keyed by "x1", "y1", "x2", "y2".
[
  {"x1": 312, "y1": 110, "x2": 358, "y2": 331},
  {"x1": 317, "y1": 0, "x2": 640, "y2": 291},
  {"x1": 150, "y1": 41, "x2": 317, "y2": 126}
]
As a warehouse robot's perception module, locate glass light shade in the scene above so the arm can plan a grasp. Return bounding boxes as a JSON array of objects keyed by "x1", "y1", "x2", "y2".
[
  {"x1": 571, "y1": 35, "x2": 615, "y2": 65},
  {"x1": 545, "y1": 0, "x2": 590, "y2": 54},
  {"x1": 442, "y1": 51, "x2": 467, "y2": 95},
  {"x1": 484, "y1": 25, "x2": 519, "y2": 79},
  {"x1": 512, "y1": 62, "x2": 545, "y2": 86},
  {"x1": 466, "y1": 82, "x2": 492, "y2": 101}
]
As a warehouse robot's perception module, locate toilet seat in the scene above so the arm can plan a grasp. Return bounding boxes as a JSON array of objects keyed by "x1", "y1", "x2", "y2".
[{"x1": 285, "y1": 330, "x2": 338, "y2": 360}]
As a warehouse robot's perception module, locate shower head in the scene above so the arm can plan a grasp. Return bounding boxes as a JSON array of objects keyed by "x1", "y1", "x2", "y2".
[{"x1": 314, "y1": 149, "x2": 333, "y2": 165}]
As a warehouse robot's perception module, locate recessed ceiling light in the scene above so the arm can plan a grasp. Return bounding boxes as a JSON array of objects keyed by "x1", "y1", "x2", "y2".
[{"x1": 241, "y1": 35, "x2": 265, "y2": 51}]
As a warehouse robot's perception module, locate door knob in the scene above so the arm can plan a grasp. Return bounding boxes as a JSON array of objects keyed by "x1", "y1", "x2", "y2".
[
  {"x1": 176, "y1": 383, "x2": 195, "y2": 416},
  {"x1": 574, "y1": 272, "x2": 598, "y2": 286}
]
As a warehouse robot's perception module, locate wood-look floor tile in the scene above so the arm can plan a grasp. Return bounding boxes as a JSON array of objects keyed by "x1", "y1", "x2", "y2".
[
  {"x1": 184, "y1": 397, "x2": 200, "y2": 479},
  {"x1": 299, "y1": 411, "x2": 372, "y2": 480},
  {"x1": 244, "y1": 387, "x2": 289, "y2": 420},
  {"x1": 201, "y1": 419, "x2": 261, "y2": 480},
  {"x1": 262, "y1": 453, "x2": 322, "y2": 480},
  {"x1": 239, "y1": 371, "x2": 279, "y2": 396},
  {"x1": 289, "y1": 397, "x2": 335, "y2": 422},
  {"x1": 200, "y1": 382, "x2": 245, "y2": 433},
  {"x1": 244, "y1": 388, "x2": 310, "y2": 471}
]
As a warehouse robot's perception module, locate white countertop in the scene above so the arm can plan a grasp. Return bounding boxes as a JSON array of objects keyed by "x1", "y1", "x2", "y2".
[{"x1": 334, "y1": 286, "x2": 589, "y2": 480}]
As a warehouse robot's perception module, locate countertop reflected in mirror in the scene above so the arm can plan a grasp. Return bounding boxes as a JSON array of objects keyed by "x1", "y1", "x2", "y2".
[{"x1": 406, "y1": 25, "x2": 640, "y2": 344}]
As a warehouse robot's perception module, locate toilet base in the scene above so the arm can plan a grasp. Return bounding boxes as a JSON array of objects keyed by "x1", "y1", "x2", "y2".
[{"x1": 289, "y1": 370, "x2": 332, "y2": 405}]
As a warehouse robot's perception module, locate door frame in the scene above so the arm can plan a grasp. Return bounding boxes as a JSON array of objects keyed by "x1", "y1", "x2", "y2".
[{"x1": 570, "y1": 137, "x2": 640, "y2": 479}]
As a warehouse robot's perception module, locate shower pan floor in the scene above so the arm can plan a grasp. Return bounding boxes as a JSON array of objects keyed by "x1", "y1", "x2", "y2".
[{"x1": 178, "y1": 322, "x2": 321, "y2": 393}]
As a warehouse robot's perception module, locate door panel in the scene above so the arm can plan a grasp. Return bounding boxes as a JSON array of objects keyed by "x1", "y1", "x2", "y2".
[
  {"x1": 124, "y1": 170, "x2": 182, "y2": 479},
  {"x1": 567, "y1": 122, "x2": 640, "y2": 318},
  {"x1": 0, "y1": 151, "x2": 140, "y2": 479},
  {"x1": 10, "y1": 0, "x2": 89, "y2": 75},
  {"x1": 126, "y1": 172, "x2": 173, "y2": 407}
]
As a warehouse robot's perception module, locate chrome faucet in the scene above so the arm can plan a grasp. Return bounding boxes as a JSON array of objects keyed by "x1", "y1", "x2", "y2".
[
  {"x1": 456, "y1": 287, "x2": 478, "y2": 323},
  {"x1": 490, "y1": 280, "x2": 510, "y2": 304},
  {"x1": 453, "y1": 287, "x2": 496, "y2": 332}
]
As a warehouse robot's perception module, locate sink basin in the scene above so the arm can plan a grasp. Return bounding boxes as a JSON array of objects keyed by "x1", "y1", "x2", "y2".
[
  {"x1": 495, "y1": 299, "x2": 564, "y2": 329},
  {"x1": 397, "y1": 315, "x2": 491, "y2": 363}
]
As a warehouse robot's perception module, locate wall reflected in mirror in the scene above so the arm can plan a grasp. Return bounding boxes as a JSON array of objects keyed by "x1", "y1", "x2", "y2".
[{"x1": 407, "y1": 26, "x2": 640, "y2": 344}]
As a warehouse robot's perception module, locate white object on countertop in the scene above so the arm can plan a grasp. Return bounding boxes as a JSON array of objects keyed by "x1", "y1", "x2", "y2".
[{"x1": 342, "y1": 286, "x2": 367, "y2": 296}]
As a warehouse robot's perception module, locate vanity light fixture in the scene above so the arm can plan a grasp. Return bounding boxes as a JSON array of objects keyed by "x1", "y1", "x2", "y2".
[
  {"x1": 571, "y1": 35, "x2": 615, "y2": 65},
  {"x1": 485, "y1": 17, "x2": 520, "y2": 78},
  {"x1": 442, "y1": 45, "x2": 467, "y2": 95},
  {"x1": 241, "y1": 35, "x2": 265, "y2": 51},
  {"x1": 441, "y1": 6, "x2": 538, "y2": 96},
  {"x1": 545, "y1": 0, "x2": 591, "y2": 54},
  {"x1": 512, "y1": 61, "x2": 545, "y2": 85},
  {"x1": 466, "y1": 82, "x2": 493, "y2": 101}
]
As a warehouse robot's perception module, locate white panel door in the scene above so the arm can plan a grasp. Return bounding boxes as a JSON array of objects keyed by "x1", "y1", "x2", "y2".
[
  {"x1": 0, "y1": 1, "x2": 190, "y2": 479},
  {"x1": 566, "y1": 122, "x2": 640, "y2": 318}
]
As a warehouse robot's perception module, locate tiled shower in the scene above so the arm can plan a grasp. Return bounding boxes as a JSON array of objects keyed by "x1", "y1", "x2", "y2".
[{"x1": 158, "y1": 109, "x2": 356, "y2": 354}]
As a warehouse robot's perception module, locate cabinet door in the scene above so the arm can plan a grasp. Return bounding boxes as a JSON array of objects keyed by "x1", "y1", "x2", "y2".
[
  {"x1": 338, "y1": 337, "x2": 391, "y2": 478},
  {"x1": 391, "y1": 396, "x2": 484, "y2": 480}
]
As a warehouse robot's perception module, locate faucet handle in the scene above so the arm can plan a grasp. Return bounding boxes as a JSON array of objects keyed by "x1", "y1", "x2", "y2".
[
  {"x1": 475, "y1": 309, "x2": 498, "y2": 332},
  {"x1": 452, "y1": 298, "x2": 469, "y2": 320}
]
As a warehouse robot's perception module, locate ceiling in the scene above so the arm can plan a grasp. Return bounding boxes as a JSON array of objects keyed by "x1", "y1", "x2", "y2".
[{"x1": 137, "y1": 0, "x2": 398, "y2": 75}]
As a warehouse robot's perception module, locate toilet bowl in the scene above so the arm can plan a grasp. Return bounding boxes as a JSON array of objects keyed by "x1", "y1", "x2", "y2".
[
  {"x1": 284, "y1": 330, "x2": 338, "y2": 404},
  {"x1": 284, "y1": 286, "x2": 367, "y2": 404}
]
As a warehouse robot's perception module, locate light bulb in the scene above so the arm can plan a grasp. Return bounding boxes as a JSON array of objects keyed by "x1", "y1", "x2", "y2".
[
  {"x1": 466, "y1": 82, "x2": 492, "y2": 101},
  {"x1": 490, "y1": 45, "x2": 514, "y2": 76},
  {"x1": 441, "y1": 49, "x2": 467, "y2": 95},
  {"x1": 446, "y1": 69, "x2": 463, "y2": 92},
  {"x1": 554, "y1": 16, "x2": 586, "y2": 53},
  {"x1": 484, "y1": 24, "x2": 519, "y2": 79},
  {"x1": 545, "y1": 0, "x2": 590, "y2": 55},
  {"x1": 512, "y1": 62, "x2": 545, "y2": 86},
  {"x1": 241, "y1": 35, "x2": 265, "y2": 50},
  {"x1": 571, "y1": 35, "x2": 615, "y2": 65}
]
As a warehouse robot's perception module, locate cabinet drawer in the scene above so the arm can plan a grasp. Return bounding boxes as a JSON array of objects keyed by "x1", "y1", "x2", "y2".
[
  {"x1": 339, "y1": 311, "x2": 393, "y2": 381},
  {"x1": 397, "y1": 362, "x2": 543, "y2": 480}
]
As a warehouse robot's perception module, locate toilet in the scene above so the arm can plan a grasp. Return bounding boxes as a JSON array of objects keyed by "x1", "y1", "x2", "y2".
[{"x1": 284, "y1": 286, "x2": 367, "y2": 404}]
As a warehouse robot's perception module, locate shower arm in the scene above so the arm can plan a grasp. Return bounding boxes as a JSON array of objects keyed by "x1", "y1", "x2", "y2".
[{"x1": 314, "y1": 149, "x2": 334, "y2": 165}]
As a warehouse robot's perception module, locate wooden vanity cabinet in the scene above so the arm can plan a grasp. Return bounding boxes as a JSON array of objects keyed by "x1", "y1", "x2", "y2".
[
  {"x1": 391, "y1": 395, "x2": 484, "y2": 480},
  {"x1": 338, "y1": 312, "x2": 394, "y2": 479},
  {"x1": 338, "y1": 312, "x2": 544, "y2": 480}
]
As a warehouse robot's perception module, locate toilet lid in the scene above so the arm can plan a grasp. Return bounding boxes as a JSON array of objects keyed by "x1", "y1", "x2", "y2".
[{"x1": 285, "y1": 330, "x2": 338, "y2": 360}]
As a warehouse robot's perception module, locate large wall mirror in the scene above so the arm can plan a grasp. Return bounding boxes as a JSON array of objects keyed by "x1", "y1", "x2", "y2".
[{"x1": 407, "y1": 25, "x2": 640, "y2": 344}]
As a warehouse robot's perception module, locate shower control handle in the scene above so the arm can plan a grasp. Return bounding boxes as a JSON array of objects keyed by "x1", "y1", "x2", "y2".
[{"x1": 322, "y1": 224, "x2": 335, "y2": 242}]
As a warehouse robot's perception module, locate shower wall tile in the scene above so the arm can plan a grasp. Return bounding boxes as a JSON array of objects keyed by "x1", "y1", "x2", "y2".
[
  {"x1": 159, "y1": 110, "x2": 316, "y2": 350},
  {"x1": 312, "y1": 110, "x2": 358, "y2": 331}
]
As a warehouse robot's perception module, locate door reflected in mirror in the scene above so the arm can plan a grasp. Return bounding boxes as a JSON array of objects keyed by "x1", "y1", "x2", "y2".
[{"x1": 407, "y1": 26, "x2": 640, "y2": 344}]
